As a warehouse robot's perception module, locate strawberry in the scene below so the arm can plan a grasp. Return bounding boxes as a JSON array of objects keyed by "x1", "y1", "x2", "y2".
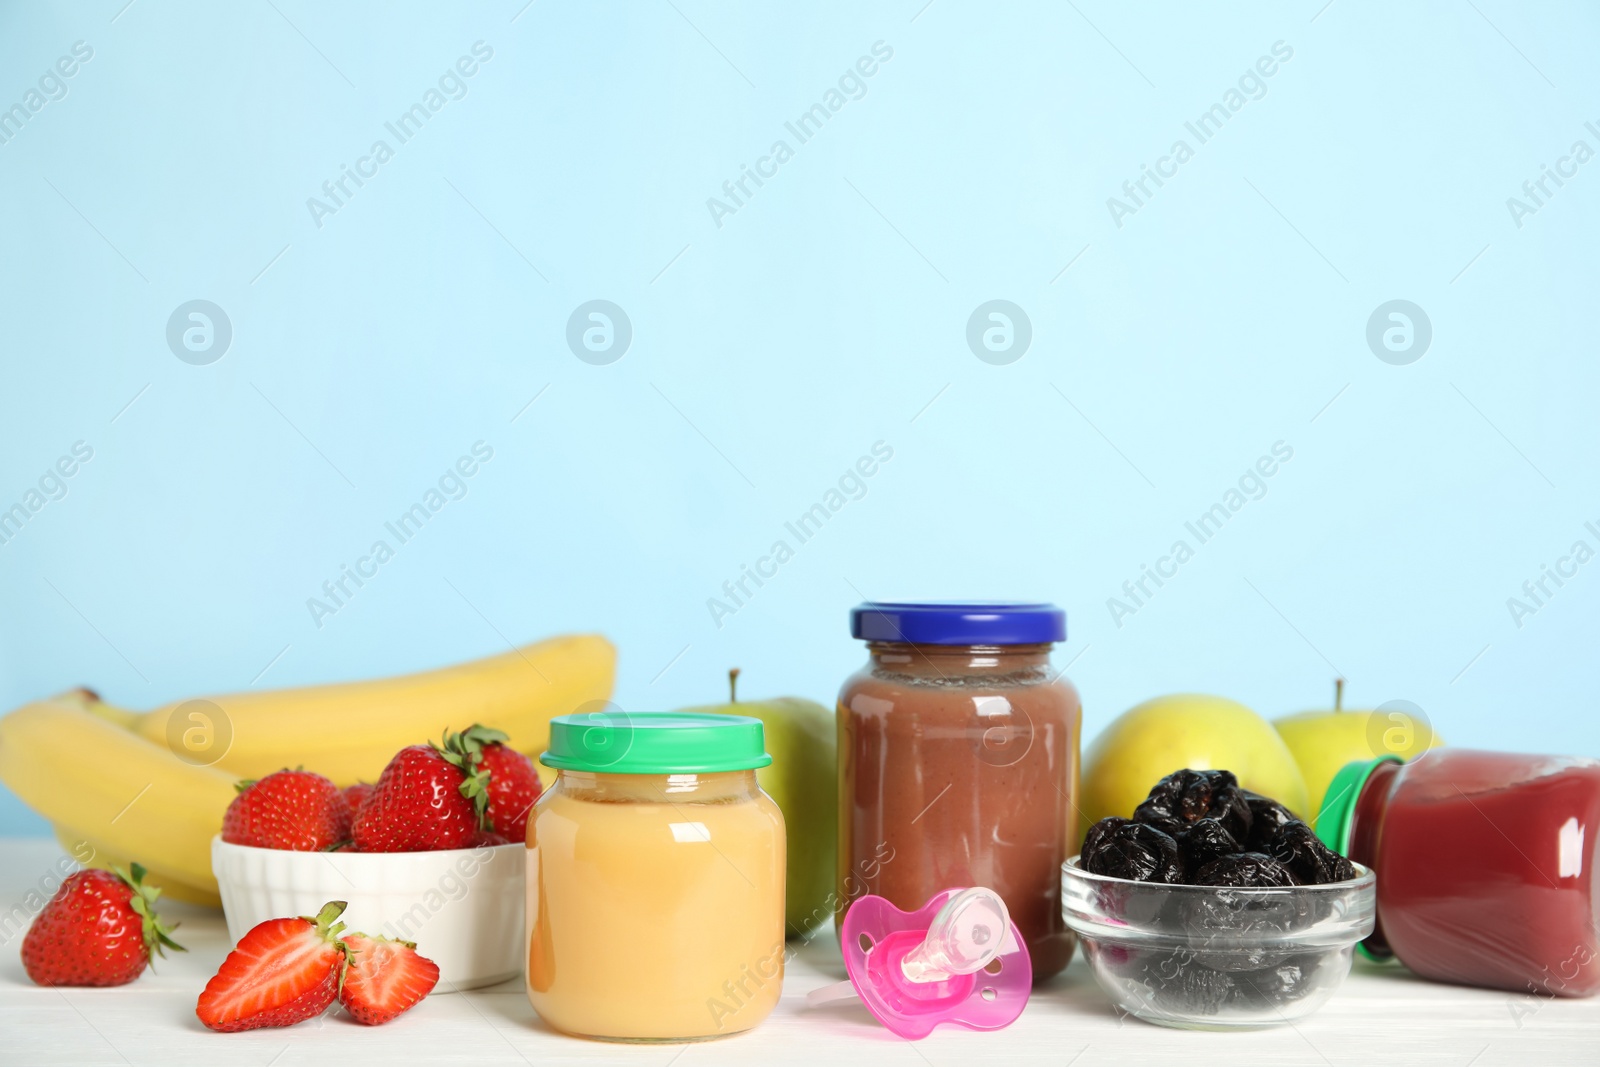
[
  {"x1": 351, "y1": 743, "x2": 481, "y2": 852},
  {"x1": 342, "y1": 782, "x2": 374, "y2": 821},
  {"x1": 196, "y1": 901, "x2": 349, "y2": 1032},
  {"x1": 462, "y1": 726, "x2": 541, "y2": 842},
  {"x1": 350, "y1": 726, "x2": 539, "y2": 852},
  {"x1": 339, "y1": 934, "x2": 440, "y2": 1025},
  {"x1": 223, "y1": 769, "x2": 351, "y2": 851},
  {"x1": 22, "y1": 864, "x2": 184, "y2": 987}
]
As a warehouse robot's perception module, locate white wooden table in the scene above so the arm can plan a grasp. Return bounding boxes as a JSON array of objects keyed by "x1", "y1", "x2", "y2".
[{"x1": 0, "y1": 839, "x2": 1593, "y2": 1066}]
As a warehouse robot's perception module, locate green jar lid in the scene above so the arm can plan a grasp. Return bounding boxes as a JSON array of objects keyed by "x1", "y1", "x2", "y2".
[
  {"x1": 1316, "y1": 755, "x2": 1402, "y2": 964},
  {"x1": 1314, "y1": 755, "x2": 1402, "y2": 854},
  {"x1": 541, "y1": 711, "x2": 772, "y2": 774}
]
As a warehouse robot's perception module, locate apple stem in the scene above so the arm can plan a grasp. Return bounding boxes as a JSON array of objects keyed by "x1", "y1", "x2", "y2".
[
  {"x1": 728, "y1": 667, "x2": 740, "y2": 704},
  {"x1": 1335, "y1": 677, "x2": 1344, "y2": 712}
]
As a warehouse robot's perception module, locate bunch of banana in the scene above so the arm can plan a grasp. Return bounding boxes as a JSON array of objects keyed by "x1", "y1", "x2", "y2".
[
  {"x1": 0, "y1": 692, "x2": 236, "y2": 905},
  {"x1": 0, "y1": 634, "x2": 616, "y2": 905}
]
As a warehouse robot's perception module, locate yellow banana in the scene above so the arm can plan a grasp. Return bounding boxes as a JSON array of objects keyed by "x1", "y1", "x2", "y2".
[
  {"x1": 0, "y1": 697, "x2": 238, "y2": 898},
  {"x1": 2, "y1": 634, "x2": 615, "y2": 908},
  {"x1": 114, "y1": 633, "x2": 616, "y2": 785},
  {"x1": 51, "y1": 825, "x2": 220, "y2": 907}
]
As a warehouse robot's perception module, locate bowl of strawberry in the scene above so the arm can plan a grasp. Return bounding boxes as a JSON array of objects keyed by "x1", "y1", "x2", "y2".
[{"x1": 212, "y1": 725, "x2": 540, "y2": 991}]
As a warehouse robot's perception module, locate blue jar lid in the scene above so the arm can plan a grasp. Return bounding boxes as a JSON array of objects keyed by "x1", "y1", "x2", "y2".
[{"x1": 849, "y1": 601, "x2": 1066, "y2": 645}]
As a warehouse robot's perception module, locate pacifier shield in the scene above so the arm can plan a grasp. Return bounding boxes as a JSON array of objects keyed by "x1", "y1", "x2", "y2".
[{"x1": 840, "y1": 890, "x2": 1032, "y2": 1039}]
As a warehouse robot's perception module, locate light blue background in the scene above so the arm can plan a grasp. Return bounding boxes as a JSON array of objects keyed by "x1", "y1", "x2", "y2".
[{"x1": 2, "y1": 1, "x2": 1597, "y2": 834}]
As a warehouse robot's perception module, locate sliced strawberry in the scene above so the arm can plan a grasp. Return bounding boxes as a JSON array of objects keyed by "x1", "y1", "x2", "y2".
[
  {"x1": 22, "y1": 864, "x2": 184, "y2": 987},
  {"x1": 196, "y1": 901, "x2": 349, "y2": 1032},
  {"x1": 339, "y1": 934, "x2": 440, "y2": 1025}
]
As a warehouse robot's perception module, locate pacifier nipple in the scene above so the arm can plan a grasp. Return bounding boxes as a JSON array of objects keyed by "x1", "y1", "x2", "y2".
[{"x1": 898, "y1": 887, "x2": 1013, "y2": 983}]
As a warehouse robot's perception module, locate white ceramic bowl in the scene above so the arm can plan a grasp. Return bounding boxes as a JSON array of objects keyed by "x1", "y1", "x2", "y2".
[{"x1": 212, "y1": 836, "x2": 524, "y2": 991}]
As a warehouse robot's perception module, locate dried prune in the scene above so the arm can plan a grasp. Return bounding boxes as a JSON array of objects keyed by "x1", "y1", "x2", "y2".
[
  {"x1": 1231, "y1": 954, "x2": 1323, "y2": 1007},
  {"x1": 1240, "y1": 789, "x2": 1296, "y2": 850},
  {"x1": 1081, "y1": 817, "x2": 1185, "y2": 883},
  {"x1": 1082, "y1": 815, "x2": 1130, "y2": 860},
  {"x1": 1153, "y1": 963, "x2": 1237, "y2": 1016},
  {"x1": 1180, "y1": 877, "x2": 1302, "y2": 934},
  {"x1": 1132, "y1": 769, "x2": 1252, "y2": 843},
  {"x1": 1188, "y1": 940, "x2": 1296, "y2": 974},
  {"x1": 1174, "y1": 817, "x2": 1240, "y2": 877},
  {"x1": 1193, "y1": 852, "x2": 1297, "y2": 888},
  {"x1": 1180, "y1": 874, "x2": 1304, "y2": 973},
  {"x1": 1264, "y1": 821, "x2": 1357, "y2": 885}
]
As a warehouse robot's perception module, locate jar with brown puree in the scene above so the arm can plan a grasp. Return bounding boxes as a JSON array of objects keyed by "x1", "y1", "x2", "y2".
[{"x1": 837, "y1": 602, "x2": 1081, "y2": 983}]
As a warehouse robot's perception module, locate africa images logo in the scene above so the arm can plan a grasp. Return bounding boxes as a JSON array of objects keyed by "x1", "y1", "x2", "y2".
[
  {"x1": 566, "y1": 301, "x2": 632, "y2": 365},
  {"x1": 966, "y1": 301, "x2": 1032, "y2": 365},
  {"x1": 166, "y1": 300, "x2": 232, "y2": 365},
  {"x1": 1365, "y1": 300, "x2": 1431, "y2": 365},
  {"x1": 705, "y1": 41, "x2": 894, "y2": 229},
  {"x1": 1106, "y1": 41, "x2": 1294, "y2": 228},
  {"x1": 305, "y1": 42, "x2": 494, "y2": 229}
]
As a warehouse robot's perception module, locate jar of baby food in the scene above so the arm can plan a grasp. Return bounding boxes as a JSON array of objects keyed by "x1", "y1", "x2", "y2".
[
  {"x1": 837, "y1": 602, "x2": 1081, "y2": 983},
  {"x1": 526, "y1": 711, "x2": 786, "y2": 1041},
  {"x1": 1318, "y1": 749, "x2": 1600, "y2": 997}
]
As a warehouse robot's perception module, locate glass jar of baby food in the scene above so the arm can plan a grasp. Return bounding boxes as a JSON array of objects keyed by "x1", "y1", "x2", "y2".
[
  {"x1": 1318, "y1": 749, "x2": 1600, "y2": 997},
  {"x1": 838, "y1": 602, "x2": 1081, "y2": 983},
  {"x1": 526, "y1": 711, "x2": 786, "y2": 1041}
]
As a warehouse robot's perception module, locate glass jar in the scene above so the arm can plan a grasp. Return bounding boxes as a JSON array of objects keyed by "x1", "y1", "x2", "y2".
[
  {"x1": 526, "y1": 712, "x2": 786, "y2": 1041},
  {"x1": 837, "y1": 602, "x2": 1082, "y2": 983},
  {"x1": 1319, "y1": 749, "x2": 1600, "y2": 997}
]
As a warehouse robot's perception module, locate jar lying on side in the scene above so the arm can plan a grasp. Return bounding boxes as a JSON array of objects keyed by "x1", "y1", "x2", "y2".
[
  {"x1": 526, "y1": 712, "x2": 786, "y2": 1041},
  {"x1": 1319, "y1": 749, "x2": 1600, "y2": 997}
]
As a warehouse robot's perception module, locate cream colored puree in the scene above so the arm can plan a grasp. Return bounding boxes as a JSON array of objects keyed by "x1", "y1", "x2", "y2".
[{"x1": 526, "y1": 770, "x2": 785, "y2": 1041}]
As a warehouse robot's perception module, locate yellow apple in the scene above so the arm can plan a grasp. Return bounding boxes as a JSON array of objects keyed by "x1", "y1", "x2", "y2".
[
  {"x1": 1274, "y1": 681, "x2": 1443, "y2": 825},
  {"x1": 678, "y1": 669, "x2": 836, "y2": 939},
  {"x1": 1080, "y1": 693, "x2": 1310, "y2": 844}
]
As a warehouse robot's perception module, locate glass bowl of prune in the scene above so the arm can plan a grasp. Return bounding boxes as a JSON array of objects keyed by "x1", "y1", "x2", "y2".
[{"x1": 1061, "y1": 769, "x2": 1375, "y2": 1030}]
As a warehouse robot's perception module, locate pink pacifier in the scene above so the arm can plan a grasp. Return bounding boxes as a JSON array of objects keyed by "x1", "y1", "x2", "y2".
[{"x1": 807, "y1": 887, "x2": 1031, "y2": 1039}]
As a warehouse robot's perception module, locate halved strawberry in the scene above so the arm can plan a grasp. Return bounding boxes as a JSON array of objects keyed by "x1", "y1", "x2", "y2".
[
  {"x1": 339, "y1": 934, "x2": 440, "y2": 1025},
  {"x1": 196, "y1": 901, "x2": 349, "y2": 1032}
]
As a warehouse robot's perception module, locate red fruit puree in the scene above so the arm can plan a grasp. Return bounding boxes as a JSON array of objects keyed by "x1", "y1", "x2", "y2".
[{"x1": 1342, "y1": 749, "x2": 1600, "y2": 997}]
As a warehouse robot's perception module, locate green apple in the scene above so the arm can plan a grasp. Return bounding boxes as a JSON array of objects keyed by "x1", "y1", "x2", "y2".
[
  {"x1": 1080, "y1": 693, "x2": 1310, "y2": 844},
  {"x1": 1275, "y1": 680, "x2": 1443, "y2": 825},
  {"x1": 679, "y1": 669, "x2": 836, "y2": 939}
]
